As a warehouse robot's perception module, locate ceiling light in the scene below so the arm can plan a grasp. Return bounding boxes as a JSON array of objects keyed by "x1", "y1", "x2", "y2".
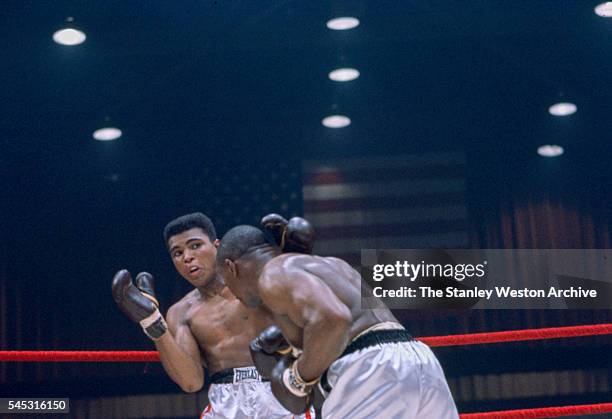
[
  {"x1": 326, "y1": 17, "x2": 360, "y2": 30},
  {"x1": 537, "y1": 145, "x2": 564, "y2": 157},
  {"x1": 548, "y1": 102, "x2": 577, "y2": 116},
  {"x1": 52, "y1": 28, "x2": 86, "y2": 46},
  {"x1": 329, "y1": 68, "x2": 360, "y2": 82},
  {"x1": 595, "y1": 2, "x2": 612, "y2": 17},
  {"x1": 322, "y1": 115, "x2": 351, "y2": 128},
  {"x1": 93, "y1": 127, "x2": 122, "y2": 141}
]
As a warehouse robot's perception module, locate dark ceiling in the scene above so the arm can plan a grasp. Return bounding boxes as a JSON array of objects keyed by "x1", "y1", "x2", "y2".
[{"x1": 2, "y1": 0, "x2": 611, "y2": 167}]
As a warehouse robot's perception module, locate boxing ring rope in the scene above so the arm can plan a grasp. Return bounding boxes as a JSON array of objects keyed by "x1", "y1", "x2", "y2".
[
  {"x1": 2, "y1": 323, "x2": 612, "y2": 418},
  {"x1": 419, "y1": 322, "x2": 612, "y2": 347},
  {"x1": 2, "y1": 323, "x2": 611, "y2": 362},
  {"x1": 460, "y1": 403, "x2": 612, "y2": 418},
  {"x1": 0, "y1": 350, "x2": 158, "y2": 362}
]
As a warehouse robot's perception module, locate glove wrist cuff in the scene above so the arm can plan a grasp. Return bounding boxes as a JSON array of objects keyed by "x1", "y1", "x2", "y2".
[
  {"x1": 139, "y1": 309, "x2": 168, "y2": 341},
  {"x1": 281, "y1": 360, "x2": 320, "y2": 397},
  {"x1": 282, "y1": 367, "x2": 310, "y2": 397},
  {"x1": 276, "y1": 345, "x2": 302, "y2": 358},
  {"x1": 292, "y1": 360, "x2": 320, "y2": 387},
  {"x1": 276, "y1": 346, "x2": 293, "y2": 356}
]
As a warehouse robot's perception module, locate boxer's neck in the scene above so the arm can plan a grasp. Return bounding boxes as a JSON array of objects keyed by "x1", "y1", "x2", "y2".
[
  {"x1": 197, "y1": 273, "x2": 225, "y2": 298},
  {"x1": 248, "y1": 245, "x2": 278, "y2": 277}
]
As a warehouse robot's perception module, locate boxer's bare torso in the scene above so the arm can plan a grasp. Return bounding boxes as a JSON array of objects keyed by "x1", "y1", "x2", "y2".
[{"x1": 168, "y1": 285, "x2": 272, "y2": 374}]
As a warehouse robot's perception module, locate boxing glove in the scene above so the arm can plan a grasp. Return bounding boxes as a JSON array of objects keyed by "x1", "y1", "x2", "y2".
[
  {"x1": 112, "y1": 270, "x2": 168, "y2": 340},
  {"x1": 250, "y1": 325, "x2": 294, "y2": 379},
  {"x1": 270, "y1": 356, "x2": 315, "y2": 415},
  {"x1": 260, "y1": 213, "x2": 315, "y2": 254}
]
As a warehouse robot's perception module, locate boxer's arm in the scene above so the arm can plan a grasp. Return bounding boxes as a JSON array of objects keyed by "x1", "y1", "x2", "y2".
[
  {"x1": 155, "y1": 304, "x2": 204, "y2": 393},
  {"x1": 259, "y1": 265, "x2": 352, "y2": 383}
]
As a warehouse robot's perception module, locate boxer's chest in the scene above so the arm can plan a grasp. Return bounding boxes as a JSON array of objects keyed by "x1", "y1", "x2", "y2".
[{"x1": 187, "y1": 298, "x2": 271, "y2": 348}]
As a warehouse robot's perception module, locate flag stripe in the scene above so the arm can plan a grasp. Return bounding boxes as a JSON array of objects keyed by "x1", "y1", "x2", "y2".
[
  {"x1": 303, "y1": 178, "x2": 465, "y2": 201},
  {"x1": 303, "y1": 152, "x2": 465, "y2": 172},
  {"x1": 304, "y1": 192, "x2": 466, "y2": 213},
  {"x1": 313, "y1": 232, "x2": 469, "y2": 255},
  {"x1": 306, "y1": 205, "x2": 468, "y2": 228},
  {"x1": 303, "y1": 164, "x2": 465, "y2": 186},
  {"x1": 316, "y1": 219, "x2": 469, "y2": 240}
]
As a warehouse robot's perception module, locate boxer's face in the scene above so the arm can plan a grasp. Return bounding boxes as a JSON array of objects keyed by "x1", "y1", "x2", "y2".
[{"x1": 168, "y1": 228, "x2": 220, "y2": 288}]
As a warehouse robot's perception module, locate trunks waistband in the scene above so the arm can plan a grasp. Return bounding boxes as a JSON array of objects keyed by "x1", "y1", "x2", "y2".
[
  {"x1": 319, "y1": 328, "x2": 414, "y2": 395},
  {"x1": 209, "y1": 366, "x2": 268, "y2": 385},
  {"x1": 341, "y1": 328, "x2": 413, "y2": 359}
]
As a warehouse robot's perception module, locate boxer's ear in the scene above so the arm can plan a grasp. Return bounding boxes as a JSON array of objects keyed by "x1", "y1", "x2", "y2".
[
  {"x1": 213, "y1": 239, "x2": 220, "y2": 248},
  {"x1": 224, "y1": 258, "x2": 237, "y2": 278}
]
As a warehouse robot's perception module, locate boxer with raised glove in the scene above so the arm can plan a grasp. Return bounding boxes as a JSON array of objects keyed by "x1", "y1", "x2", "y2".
[
  {"x1": 260, "y1": 213, "x2": 315, "y2": 254},
  {"x1": 112, "y1": 212, "x2": 318, "y2": 418},
  {"x1": 112, "y1": 270, "x2": 167, "y2": 340}
]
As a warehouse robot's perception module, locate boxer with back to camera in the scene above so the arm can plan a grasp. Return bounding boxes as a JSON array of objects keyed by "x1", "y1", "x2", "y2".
[{"x1": 217, "y1": 224, "x2": 459, "y2": 419}]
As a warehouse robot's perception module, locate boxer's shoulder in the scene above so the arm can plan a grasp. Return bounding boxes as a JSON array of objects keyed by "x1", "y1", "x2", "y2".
[
  {"x1": 258, "y1": 255, "x2": 319, "y2": 303},
  {"x1": 265, "y1": 253, "x2": 313, "y2": 273},
  {"x1": 167, "y1": 289, "x2": 200, "y2": 322},
  {"x1": 265, "y1": 254, "x2": 349, "y2": 279}
]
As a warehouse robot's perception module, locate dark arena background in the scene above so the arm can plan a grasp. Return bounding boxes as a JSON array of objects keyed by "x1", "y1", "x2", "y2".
[{"x1": 1, "y1": 1, "x2": 611, "y2": 418}]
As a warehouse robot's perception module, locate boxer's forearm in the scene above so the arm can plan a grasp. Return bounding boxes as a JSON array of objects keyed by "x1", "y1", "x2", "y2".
[
  {"x1": 155, "y1": 333, "x2": 204, "y2": 393},
  {"x1": 296, "y1": 310, "x2": 350, "y2": 382}
]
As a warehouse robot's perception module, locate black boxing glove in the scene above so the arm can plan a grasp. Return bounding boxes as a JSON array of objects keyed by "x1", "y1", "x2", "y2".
[
  {"x1": 261, "y1": 214, "x2": 288, "y2": 248},
  {"x1": 250, "y1": 325, "x2": 294, "y2": 379},
  {"x1": 112, "y1": 270, "x2": 168, "y2": 341},
  {"x1": 270, "y1": 356, "x2": 317, "y2": 415},
  {"x1": 260, "y1": 213, "x2": 315, "y2": 254}
]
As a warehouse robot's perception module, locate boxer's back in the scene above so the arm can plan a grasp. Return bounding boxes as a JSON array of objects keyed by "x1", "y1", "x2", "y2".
[{"x1": 263, "y1": 253, "x2": 398, "y2": 344}]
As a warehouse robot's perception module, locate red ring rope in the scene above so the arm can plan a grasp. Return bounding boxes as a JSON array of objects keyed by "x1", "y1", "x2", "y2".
[
  {"x1": 420, "y1": 323, "x2": 612, "y2": 347},
  {"x1": 459, "y1": 402, "x2": 612, "y2": 418},
  {"x1": 1, "y1": 323, "x2": 610, "y2": 362},
  {"x1": 0, "y1": 350, "x2": 158, "y2": 362}
]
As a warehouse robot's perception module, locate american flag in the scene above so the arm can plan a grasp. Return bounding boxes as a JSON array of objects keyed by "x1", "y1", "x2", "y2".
[{"x1": 302, "y1": 152, "x2": 469, "y2": 265}]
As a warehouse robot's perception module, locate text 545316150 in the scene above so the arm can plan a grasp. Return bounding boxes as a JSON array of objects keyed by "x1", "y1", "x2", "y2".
[{"x1": 0, "y1": 398, "x2": 69, "y2": 414}]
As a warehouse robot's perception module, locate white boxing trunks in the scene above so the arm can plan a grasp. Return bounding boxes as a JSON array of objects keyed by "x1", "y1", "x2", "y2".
[
  {"x1": 319, "y1": 323, "x2": 459, "y2": 419},
  {"x1": 201, "y1": 366, "x2": 314, "y2": 419}
]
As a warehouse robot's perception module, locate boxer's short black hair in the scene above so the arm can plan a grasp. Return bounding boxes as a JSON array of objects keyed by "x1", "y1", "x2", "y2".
[
  {"x1": 217, "y1": 225, "x2": 271, "y2": 262},
  {"x1": 164, "y1": 212, "x2": 217, "y2": 244}
]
